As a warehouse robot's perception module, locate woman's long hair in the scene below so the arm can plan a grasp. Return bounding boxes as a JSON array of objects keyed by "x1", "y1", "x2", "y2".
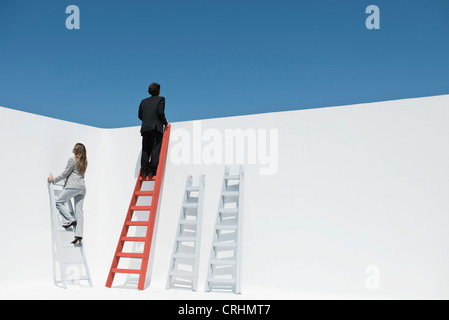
[{"x1": 73, "y1": 143, "x2": 88, "y2": 175}]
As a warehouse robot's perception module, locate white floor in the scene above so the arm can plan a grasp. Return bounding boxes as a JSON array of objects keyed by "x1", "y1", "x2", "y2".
[{"x1": 0, "y1": 278, "x2": 367, "y2": 300}]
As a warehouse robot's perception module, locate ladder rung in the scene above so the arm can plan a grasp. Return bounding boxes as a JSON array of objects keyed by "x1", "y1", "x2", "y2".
[
  {"x1": 60, "y1": 275, "x2": 91, "y2": 284},
  {"x1": 210, "y1": 259, "x2": 236, "y2": 265},
  {"x1": 126, "y1": 221, "x2": 150, "y2": 226},
  {"x1": 170, "y1": 270, "x2": 194, "y2": 277},
  {"x1": 182, "y1": 202, "x2": 198, "y2": 208},
  {"x1": 222, "y1": 191, "x2": 239, "y2": 197},
  {"x1": 135, "y1": 190, "x2": 154, "y2": 196},
  {"x1": 121, "y1": 236, "x2": 147, "y2": 242},
  {"x1": 213, "y1": 242, "x2": 237, "y2": 248},
  {"x1": 219, "y1": 208, "x2": 238, "y2": 215},
  {"x1": 130, "y1": 206, "x2": 151, "y2": 211},
  {"x1": 176, "y1": 236, "x2": 196, "y2": 242},
  {"x1": 225, "y1": 175, "x2": 240, "y2": 180},
  {"x1": 62, "y1": 259, "x2": 85, "y2": 265},
  {"x1": 208, "y1": 278, "x2": 236, "y2": 284},
  {"x1": 216, "y1": 224, "x2": 238, "y2": 230},
  {"x1": 116, "y1": 252, "x2": 144, "y2": 258},
  {"x1": 179, "y1": 219, "x2": 197, "y2": 225},
  {"x1": 112, "y1": 268, "x2": 141, "y2": 274},
  {"x1": 173, "y1": 253, "x2": 195, "y2": 259}
]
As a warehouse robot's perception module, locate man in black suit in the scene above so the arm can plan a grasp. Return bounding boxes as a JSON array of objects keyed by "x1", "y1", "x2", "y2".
[{"x1": 138, "y1": 82, "x2": 169, "y2": 177}]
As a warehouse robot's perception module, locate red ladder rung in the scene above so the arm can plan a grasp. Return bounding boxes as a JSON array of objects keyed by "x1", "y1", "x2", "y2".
[
  {"x1": 126, "y1": 221, "x2": 150, "y2": 226},
  {"x1": 130, "y1": 206, "x2": 151, "y2": 211},
  {"x1": 116, "y1": 252, "x2": 144, "y2": 258},
  {"x1": 112, "y1": 268, "x2": 141, "y2": 274},
  {"x1": 121, "y1": 236, "x2": 146, "y2": 242},
  {"x1": 135, "y1": 191, "x2": 154, "y2": 196}
]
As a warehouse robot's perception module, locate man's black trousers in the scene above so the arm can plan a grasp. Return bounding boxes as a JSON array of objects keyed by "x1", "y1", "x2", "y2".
[{"x1": 141, "y1": 129, "x2": 163, "y2": 175}]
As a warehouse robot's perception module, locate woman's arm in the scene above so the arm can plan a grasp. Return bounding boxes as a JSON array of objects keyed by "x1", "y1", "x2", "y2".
[{"x1": 52, "y1": 158, "x2": 76, "y2": 184}]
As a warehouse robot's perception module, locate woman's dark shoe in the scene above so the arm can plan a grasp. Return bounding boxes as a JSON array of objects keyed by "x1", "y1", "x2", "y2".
[
  {"x1": 71, "y1": 237, "x2": 82, "y2": 245},
  {"x1": 63, "y1": 221, "x2": 77, "y2": 229}
]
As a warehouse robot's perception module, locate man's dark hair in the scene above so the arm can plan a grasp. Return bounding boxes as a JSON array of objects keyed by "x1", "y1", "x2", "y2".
[{"x1": 148, "y1": 82, "x2": 161, "y2": 96}]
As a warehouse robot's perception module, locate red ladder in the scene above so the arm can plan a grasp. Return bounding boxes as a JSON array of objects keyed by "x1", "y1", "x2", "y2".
[{"x1": 105, "y1": 124, "x2": 171, "y2": 290}]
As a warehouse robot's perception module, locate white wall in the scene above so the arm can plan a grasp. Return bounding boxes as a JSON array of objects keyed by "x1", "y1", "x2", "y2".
[
  {"x1": 0, "y1": 108, "x2": 102, "y2": 287},
  {"x1": 1, "y1": 94, "x2": 449, "y2": 299}
]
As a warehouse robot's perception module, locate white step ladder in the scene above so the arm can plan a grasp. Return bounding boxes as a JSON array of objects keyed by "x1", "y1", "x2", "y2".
[
  {"x1": 48, "y1": 179, "x2": 93, "y2": 289},
  {"x1": 205, "y1": 165, "x2": 244, "y2": 294},
  {"x1": 166, "y1": 175, "x2": 205, "y2": 291}
]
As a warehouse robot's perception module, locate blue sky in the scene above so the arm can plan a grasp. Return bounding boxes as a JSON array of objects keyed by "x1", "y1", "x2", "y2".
[{"x1": 1, "y1": 0, "x2": 448, "y2": 128}]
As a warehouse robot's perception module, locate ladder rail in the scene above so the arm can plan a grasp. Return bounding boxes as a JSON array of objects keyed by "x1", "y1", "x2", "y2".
[
  {"x1": 78, "y1": 236, "x2": 93, "y2": 287},
  {"x1": 235, "y1": 166, "x2": 244, "y2": 294},
  {"x1": 193, "y1": 175, "x2": 205, "y2": 291}
]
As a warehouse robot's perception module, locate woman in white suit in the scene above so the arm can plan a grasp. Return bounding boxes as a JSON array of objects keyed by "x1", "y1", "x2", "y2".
[{"x1": 48, "y1": 143, "x2": 88, "y2": 245}]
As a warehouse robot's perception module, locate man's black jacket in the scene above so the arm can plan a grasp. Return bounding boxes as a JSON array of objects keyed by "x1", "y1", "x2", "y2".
[{"x1": 138, "y1": 96, "x2": 168, "y2": 134}]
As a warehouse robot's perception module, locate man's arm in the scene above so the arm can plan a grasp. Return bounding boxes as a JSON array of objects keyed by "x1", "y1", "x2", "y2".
[
  {"x1": 158, "y1": 97, "x2": 168, "y2": 126},
  {"x1": 138, "y1": 101, "x2": 143, "y2": 121}
]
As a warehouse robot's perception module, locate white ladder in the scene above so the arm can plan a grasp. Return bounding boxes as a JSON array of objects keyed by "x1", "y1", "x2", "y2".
[
  {"x1": 48, "y1": 179, "x2": 93, "y2": 289},
  {"x1": 205, "y1": 165, "x2": 244, "y2": 294},
  {"x1": 166, "y1": 175, "x2": 205, "y2": 291}
]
